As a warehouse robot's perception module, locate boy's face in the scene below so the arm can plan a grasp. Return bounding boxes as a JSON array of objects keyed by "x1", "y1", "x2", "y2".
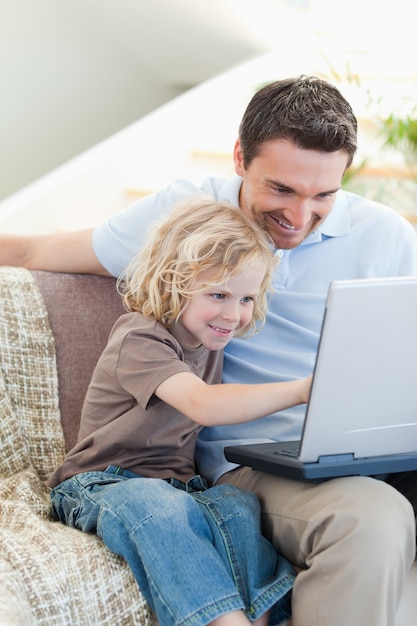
[
  {"x1": 172, "y1": 261, "x2": 266, "y2": 351},
  {"x1": 234, "y1": 138, "x2": 350, "y2": 250}
]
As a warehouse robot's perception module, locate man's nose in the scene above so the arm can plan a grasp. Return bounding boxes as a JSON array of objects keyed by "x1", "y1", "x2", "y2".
[{"x1": 285, "y1": 198, "x2": 312, "y2": 230}]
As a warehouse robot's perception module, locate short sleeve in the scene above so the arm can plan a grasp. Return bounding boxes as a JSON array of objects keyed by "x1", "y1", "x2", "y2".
[{"x1": 92, "y1": 179, "x2": 210, "y2": 277}]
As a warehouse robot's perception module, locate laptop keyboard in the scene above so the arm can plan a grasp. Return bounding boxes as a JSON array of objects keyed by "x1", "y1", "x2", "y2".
[{"x1": 273, "y1": 443, "x2": 300, "y2": 457}]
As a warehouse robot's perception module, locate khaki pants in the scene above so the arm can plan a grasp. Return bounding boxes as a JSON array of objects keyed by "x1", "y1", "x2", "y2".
[{"x1": 217, "y1": 467, "x2": 416, "y2": 626}]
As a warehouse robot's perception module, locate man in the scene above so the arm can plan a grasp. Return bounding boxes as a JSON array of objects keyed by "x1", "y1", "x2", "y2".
[{"x1": 1, "y1": 76, "x2": 416, "y2": 626}]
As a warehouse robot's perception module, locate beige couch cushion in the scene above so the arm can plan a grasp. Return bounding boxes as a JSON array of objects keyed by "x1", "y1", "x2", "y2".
[{"x1": 0, "y1": 267, "x2": 64, "y2": 482}]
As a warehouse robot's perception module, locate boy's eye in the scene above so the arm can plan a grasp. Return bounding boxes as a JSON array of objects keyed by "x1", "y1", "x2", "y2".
[
  {"x1": 241, "y1": 296, "x2": 254, "y2": 303},
  {"x1": 212, "y1": 293, "x2": 225, "y2": 300}
]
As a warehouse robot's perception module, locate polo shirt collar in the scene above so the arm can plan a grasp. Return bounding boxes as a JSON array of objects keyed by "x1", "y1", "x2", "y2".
[
  {"x1": 303, "y1": 190, "x2": 351, "y2": 245},
  {"x1": 218, "y1": 175, "x2": 242, "y2": 206}
]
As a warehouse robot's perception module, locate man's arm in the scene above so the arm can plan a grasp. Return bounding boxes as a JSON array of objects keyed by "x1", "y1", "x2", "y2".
[{"x1": 0, "y1": 228, "x2": 111, "y2": 276}]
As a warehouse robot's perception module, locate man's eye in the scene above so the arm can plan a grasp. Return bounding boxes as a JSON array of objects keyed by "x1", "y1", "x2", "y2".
[
  {"x1": 273, "y1": 186, "x2": 290, "y2": 194},
  {"x1": 317, "y1": 192, "x2": 335, "y2": 199}
]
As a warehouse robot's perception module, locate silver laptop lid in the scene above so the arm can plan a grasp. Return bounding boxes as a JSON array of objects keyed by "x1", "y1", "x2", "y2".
[{"x1": 299, "y1": 277, "x2": 417, "y2": 463}]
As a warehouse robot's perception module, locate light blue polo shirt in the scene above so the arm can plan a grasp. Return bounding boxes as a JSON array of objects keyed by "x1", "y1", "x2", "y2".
[{"x1": 93, "y1": 176, "x2": 417, "y2": 484}]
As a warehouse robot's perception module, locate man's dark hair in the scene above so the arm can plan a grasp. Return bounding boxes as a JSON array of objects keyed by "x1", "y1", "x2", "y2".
[{"x1": 239, "y1": 75, "x2": 358, "y2": 168}]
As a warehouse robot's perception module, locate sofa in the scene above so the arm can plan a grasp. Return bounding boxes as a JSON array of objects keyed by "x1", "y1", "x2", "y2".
[
  {"x1": 0, "y1": 267, "x2": 155, "y2": 626},
  {"x1": 0, "y1": 267, "x2": 414, "y2": 625}
]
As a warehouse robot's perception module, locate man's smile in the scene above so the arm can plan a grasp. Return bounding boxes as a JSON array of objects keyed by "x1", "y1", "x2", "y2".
[{"x1": 274, "y1": 217, "x2": 296, "y2": 230}]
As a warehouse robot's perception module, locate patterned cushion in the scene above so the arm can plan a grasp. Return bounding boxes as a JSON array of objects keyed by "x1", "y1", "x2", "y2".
[{"x1": 0, "y1": 267, "x2": 64, "y2": 482}]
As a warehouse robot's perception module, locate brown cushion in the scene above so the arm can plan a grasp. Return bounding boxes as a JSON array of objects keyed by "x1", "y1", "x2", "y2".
[{"x1": 31, "y1": 272, "x2": 124, "y2": 452}]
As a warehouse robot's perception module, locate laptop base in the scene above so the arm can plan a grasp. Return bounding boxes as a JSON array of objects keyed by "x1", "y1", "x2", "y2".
[{"x1": 224, "y1": 442, "x2": 417, "y2": 481}]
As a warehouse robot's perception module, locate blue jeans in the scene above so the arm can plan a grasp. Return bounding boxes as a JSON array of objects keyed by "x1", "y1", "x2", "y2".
[{"x1": 50, "y1": 466, "x2": 294, "y2": 626}]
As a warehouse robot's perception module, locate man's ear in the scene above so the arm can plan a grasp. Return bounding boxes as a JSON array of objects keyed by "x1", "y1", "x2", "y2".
[{"x1": 233, "y1": 139, "x2": 245, "y2": 176}]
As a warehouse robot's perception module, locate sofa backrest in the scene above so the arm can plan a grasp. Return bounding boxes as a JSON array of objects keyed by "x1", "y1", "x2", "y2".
[{"x1": 32, "y1": 271, "x2": 125, "y2": 452}]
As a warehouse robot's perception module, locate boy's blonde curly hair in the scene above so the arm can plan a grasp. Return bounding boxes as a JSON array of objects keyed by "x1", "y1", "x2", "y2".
[{"x1": 118, "y1": 197, "x2": 276, "y2": 336}]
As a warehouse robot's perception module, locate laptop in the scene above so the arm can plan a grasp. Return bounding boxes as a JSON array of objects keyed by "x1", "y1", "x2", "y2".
[{"x1": 225, "y1": 276, "x2": 417, "y2": 481}]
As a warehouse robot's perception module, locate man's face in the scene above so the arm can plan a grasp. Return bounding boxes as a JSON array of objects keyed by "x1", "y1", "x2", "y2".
[{"x1": 234, "y1": 138, "x2": 350, "y2": 250}]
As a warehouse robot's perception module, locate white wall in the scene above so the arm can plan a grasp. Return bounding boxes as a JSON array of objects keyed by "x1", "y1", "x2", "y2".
[
  {"x1": 0, "y1": 0, "x2": 266, "y2": 201},
  {"x1": 1, "y1": 0, "x2": 416, "y2": 231}
]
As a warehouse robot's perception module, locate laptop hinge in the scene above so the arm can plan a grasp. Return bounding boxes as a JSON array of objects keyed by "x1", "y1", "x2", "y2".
[{"x1": 318, "y1": 453, "x2": 355, "y2": 464}]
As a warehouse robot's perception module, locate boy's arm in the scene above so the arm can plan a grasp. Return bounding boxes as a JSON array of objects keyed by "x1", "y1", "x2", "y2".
[
  {"x1": 155, "y1": 372, "x2": 312, "y2": 426},
  {"x1": 0, "y1": 228, "x2": 111, "y2": 275}
]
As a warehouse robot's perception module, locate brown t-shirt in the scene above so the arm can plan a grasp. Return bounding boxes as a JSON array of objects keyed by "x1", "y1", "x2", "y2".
[{"x1": 47, "y1": 313, "x2": 223, "y2": 488}]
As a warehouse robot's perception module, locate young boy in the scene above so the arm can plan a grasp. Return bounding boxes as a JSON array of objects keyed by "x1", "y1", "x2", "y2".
[{"x1": 48, "y1": 197, "x2": 311, "y2": 626}]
